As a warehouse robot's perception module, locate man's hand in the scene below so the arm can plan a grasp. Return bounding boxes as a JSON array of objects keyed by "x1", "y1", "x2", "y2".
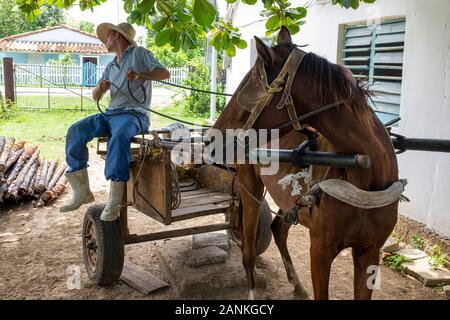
[
  {"x1": 99, "y1": 80, "x2": 110, "y2": 92},
  {"x1": 93, "y1": 80, "x2": 110, "y2": 102},
  {"x1": 127, "y1": 70, "x2": 142, "y2": 81}
]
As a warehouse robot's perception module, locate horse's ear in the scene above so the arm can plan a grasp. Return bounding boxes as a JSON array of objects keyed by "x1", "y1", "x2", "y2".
[
  {"x1": 277, "y1": 25, "x2": 292, "y2": 45},
  {"x1": 254, "y1": 36, "x2": 274, "y2": 66}
]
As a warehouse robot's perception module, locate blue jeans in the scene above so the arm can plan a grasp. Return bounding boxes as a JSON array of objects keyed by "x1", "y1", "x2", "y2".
[{"x1": 65, "y1": 109, "x2": 150, "y2": 182}]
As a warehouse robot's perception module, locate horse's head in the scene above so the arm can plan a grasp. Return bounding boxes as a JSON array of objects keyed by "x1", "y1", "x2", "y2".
[{"x1": 213, "y1": 26, "x2": 368, "y2": 136}]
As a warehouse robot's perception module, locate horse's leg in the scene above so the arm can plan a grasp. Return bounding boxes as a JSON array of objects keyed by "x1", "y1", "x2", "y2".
[
  {"x1": 352, "y1": 246, "x2": 380, "y2": 300},
  {"x1": 271, "y1": 214, "x2": 309, "y2": 299},
  {"x1": 237, "y1": 165, "x2": 264, "y2": 300},
  {"x1": 310, "y1": 239, "x2": 338, "y2": 300}
]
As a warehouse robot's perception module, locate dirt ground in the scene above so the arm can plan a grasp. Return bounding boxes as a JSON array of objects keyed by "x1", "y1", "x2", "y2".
[{"x1": 0, "y1": 150, "x2": 445, "y2": 300}]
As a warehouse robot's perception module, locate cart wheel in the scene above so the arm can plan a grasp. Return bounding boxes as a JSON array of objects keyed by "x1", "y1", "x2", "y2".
[
  {"x1": 226, "y1": 199, "x2": 273, "y2": 256},
  {"x1": 255, "y1": 199, "x2": 273, "y2": 255},
  {"x1": 82, "y1": 203, "x2": 124, "y2": 286}
]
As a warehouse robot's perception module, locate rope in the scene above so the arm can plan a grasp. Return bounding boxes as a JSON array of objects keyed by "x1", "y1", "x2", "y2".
[{"x1": 156, "y1": 80, "x2": 233, "y2": 97}]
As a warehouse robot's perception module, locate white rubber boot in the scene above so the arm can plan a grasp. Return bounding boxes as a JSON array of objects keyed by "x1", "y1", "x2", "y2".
[
  {"x1": 100, "y1": 181, "x2": 125, "y2": 222},
  {"x1": 59, "y1": 168, "x2": 95, "y2": 212}
]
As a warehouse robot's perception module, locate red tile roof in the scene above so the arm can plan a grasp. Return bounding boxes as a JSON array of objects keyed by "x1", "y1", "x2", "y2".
[{"x1": 0, "y1": 25, "x2": 109, "y2": 54}]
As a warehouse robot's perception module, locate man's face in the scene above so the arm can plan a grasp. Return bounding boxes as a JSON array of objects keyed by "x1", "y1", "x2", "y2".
[{"x1": 105, "y1": 31, "x2": 118, "y2": 52}]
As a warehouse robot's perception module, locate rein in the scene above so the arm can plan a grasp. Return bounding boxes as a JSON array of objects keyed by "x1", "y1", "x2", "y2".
[{"x1": 238, "y1": 48, "x2": 346, "y2": 132}]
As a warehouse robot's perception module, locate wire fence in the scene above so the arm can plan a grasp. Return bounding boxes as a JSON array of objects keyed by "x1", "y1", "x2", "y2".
[
  {"x1": 4, "y1": 63, "x2": 189, "y2": 110},
  {"x1": 6, "y1": 63, "x2": 188, "y2": 88}
]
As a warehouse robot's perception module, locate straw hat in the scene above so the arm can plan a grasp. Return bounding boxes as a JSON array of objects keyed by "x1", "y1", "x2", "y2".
[{"x1": 96, "y1": 22, "x2": 137, "y2": 46}]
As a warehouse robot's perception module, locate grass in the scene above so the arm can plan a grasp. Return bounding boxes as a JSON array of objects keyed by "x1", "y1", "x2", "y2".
[
  {"x1": 0, "y1": 101, "x2": 207, "y2": 161},
  {"x1": 15, "y1": 94, "x2": 108, "y2": 110}
]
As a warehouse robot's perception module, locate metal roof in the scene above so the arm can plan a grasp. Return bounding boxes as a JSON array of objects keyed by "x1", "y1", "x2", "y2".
[{"x1": 0, "y1": 25, "x2": 109, "y2": 54}]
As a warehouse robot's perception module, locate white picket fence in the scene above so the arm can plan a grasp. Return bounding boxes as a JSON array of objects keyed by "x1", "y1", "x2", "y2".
[{"x1": 3, "y1": 64, "x2": 188, "y2": 87}]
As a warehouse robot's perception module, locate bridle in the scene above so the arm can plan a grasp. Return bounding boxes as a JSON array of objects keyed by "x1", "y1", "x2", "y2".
[{"x1": 238, "y1": 48, "x2": 347, "y2": 132}]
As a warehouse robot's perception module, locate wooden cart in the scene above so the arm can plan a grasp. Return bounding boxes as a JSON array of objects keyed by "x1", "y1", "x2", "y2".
[{"x1": 82, "y1": 131, "x2": 273, "y2": 286}]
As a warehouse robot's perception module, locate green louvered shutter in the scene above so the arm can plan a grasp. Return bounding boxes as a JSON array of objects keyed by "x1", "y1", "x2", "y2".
[{"x1": 342, "y1": 19, "x2": 406, "y2": 124}]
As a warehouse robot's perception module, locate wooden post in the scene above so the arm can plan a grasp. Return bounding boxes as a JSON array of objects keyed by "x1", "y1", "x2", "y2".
[
  {"x1": 3, "y1": 57, "x2": 15, "y2": 104},
  {"x1": 39, "y1": 66, "x2": 43, "y2": 88},
  {"x1": 80, "y1": 86, "x2": 83, "y2": 111}
]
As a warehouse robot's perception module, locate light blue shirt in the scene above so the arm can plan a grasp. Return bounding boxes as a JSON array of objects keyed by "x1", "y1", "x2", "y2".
[{"x1": 100, "y1": 46, "x2": 165, "y2": 119}]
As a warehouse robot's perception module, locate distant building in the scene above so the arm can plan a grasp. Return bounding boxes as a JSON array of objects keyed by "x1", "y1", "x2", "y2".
[{"x1": 0, "y1": 25, "x2": 114, "y2": 86}]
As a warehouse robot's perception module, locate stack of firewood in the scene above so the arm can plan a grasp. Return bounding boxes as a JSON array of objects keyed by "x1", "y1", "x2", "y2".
[{"x1": 0, "y1": 136, "x2": 68, "y2": 207}]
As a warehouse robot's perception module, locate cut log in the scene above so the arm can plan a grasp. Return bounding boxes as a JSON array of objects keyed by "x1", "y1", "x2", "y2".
[
  {"x1": 8, "y1": 149, "x2": 40, "y2": 201},
  {"x1": 19, "y1": 161, "x2": 38, "y2": 197},
  {"x1": 35, "y1": 159, "x2": 49, "y2": 194},
  {"x1": 41, "y1": 174, "x2": 67, "y2": 203},
  {"x1": 5, "y1": 148, "x2": 25, "y2": 173},
  {"x1": 5, "y1": 144, "x2": 38, "y2": 186},
  {"x1": 0, "y1": 136, "x2": 5, "y2": 157},
  {"x1": 28, "y1": 172, "x2": 37, "y2": 196},
  {"x1": 47, "y1": 162, "x2": 67, "y2": 191},
  {"x1": 0, "y1": 137, "x2": 15, "y2": 173},
  {"x1": 45, "y1": 160, "x2": 57, "y2": 187}
]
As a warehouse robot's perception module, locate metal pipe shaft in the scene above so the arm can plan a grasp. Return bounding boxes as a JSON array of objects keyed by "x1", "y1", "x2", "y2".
[
  {"x1": 249, "y1": 149, "x2": 371, "y2": 169},
  {"x1": 392, "y1": 138, "x2": 450, "y2": 153}
]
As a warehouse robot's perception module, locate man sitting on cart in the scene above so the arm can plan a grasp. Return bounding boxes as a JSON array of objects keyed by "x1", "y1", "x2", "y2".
[{"x1": 59, "y1": 22, "x2": 170, "y2": 221}]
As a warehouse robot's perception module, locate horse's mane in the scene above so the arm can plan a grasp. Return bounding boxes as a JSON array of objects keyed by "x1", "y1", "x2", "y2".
[{"x1": 298, "y1": 51, "x2": 371, "y2": 114}]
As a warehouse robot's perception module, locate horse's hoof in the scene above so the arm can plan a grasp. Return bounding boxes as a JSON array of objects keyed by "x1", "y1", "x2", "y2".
[{"x1": 293, "y1": 286, "x2": 310, "y2": 300}]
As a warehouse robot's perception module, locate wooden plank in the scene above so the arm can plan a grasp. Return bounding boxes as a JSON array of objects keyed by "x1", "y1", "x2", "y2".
[
  {"x1": 376, "y1": 21, "x2": 406, "y2": 35},
  {"x1": 345, "y1": 35, "x2": 372, "y2": 47},
  {"x1": 179, "y1": 193, "x2": 233, "y2": 209},
  {"x1": 375, "y1": 46, "x2": 404, "y2": 52},
  {"x1": 179, "y1": 179, "x2": 197, "y2": 187},
  {"x1": 342, "y1": 47, "x2": 370, "y2": 53},
  {"x1": 346, "y1": 65, "x2": 369, "y2": 71},
  {"x1": 375, "y1": 33, "x2": 405, "y2": 45},
  {"x1": 372, "y1": 101, "x2": 400, "y2": 115},
  {"x1": 180, "y1": 188, "x2": 218, "y2": 196},
  {"x1": 181, "y1": 191, "x2": 223, "y2": 200},
  {"x1": 125, "y1": 222, "x2": 231, "y2": 244},
  {"x1": 372, "y1": 75, "x2": 402, "y2": 81},
  {"x1": 179, "y1": 185, "x2": 198, "y2": 192},
  {"x1": 128, "y1": 150, "x2": 171, "y2": 225},
  {"x1": 171, "y1": 202, "x2": 231, "y2": 222},
  {"x1": 346, "y1": 26, "x2": 372, "y2": 38},
  {"x1": 342, "y1": 56, "x2": 370, "y2": 62},
  {"x1": 373, "y1": 64, "x2": 403, "y2": 70},
  {"x1": 370, "y1": 81, "x2": 402, "y2": 95},
  {"x1": 371, "y1": 92, "x2": 401, "y2": 105},
  {"x1": 120, "y1": 261, "x2": 169, "y2": 295},
  {"x1": 374, "y1": 51, "x2": 404, "y2": 64}
]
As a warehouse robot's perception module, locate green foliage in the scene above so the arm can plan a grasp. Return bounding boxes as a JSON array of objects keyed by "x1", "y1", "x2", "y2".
[
  {"x1": 411, "y1": 235, "x2": 425, "y2": 250},
  {"x1": 428, "y1": 245, "x2": 448, "y2": 270},
  {"x1": 79, "y1": 21, "x2": 95, "y2": 34},
  {"x1": 0, "y1": 1, "x2": 66, "y2": 38},
  {"x1": 175, "y1": 57, "x2": 226, "y2": 118},
  {"x1": 146, "y1": 30, "x2": 205, "y2": 67},
  {"x1": 332, "y1": 0, "x2": 376, "y2": 9},
  {"x1": 260, "y1": 0, "x2": 307, "y2": 36},
  {"x1": 383, "y1": 253, "x2": 411, "y2": 273},
  {"x1": 47, "y1": 52, "x2": 74, "y2": 65},
  {"x1": 16, "y1": 0, "x2": 378, "y2": 56}
]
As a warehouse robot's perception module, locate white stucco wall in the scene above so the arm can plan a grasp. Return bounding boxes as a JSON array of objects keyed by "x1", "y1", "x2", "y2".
[
  {"x1": 17, "y1": 27, "x2": 102, "y2": 45},
  {"x1": 227, "y1": 0, "x2": 450, "y2": 238}
]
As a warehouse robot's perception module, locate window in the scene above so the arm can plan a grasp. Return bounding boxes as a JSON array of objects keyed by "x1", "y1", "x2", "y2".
[{"x1": 341, "y1": 19, "x2": 405, "y2": 122}]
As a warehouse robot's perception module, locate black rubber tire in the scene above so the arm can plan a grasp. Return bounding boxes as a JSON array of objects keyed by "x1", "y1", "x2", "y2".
[
  {"x1": 255, "y1": 199, "x2": 273, "y2": 256},
  {"x1": 82, "y1": 203, "x2": 124, "y2": 286},
  {"x1": 226, "y1": 199, "x2": 273, "y2": 256}
]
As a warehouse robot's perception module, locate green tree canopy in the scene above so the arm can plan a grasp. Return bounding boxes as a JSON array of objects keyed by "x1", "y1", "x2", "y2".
[
  {"x1": 16, "y1": 0, "x2": 376, "y2": 56},
  {"x1": 0, "y1": 0, "x2": 65, "y2": 39}
]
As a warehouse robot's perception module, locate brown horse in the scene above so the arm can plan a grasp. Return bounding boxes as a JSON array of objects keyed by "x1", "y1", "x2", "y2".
[{"x1": 212, "y1": 26, "x2": 399, "y2": 300}]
